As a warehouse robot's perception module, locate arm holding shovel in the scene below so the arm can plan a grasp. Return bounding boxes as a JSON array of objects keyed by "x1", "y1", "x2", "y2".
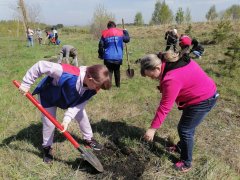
[{"x1": 15, "y1": 60, "x2": 111, "y2": 171}]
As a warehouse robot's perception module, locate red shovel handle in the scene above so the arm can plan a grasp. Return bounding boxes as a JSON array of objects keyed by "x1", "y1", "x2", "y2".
[{"x1": 12, "y1": 80, "x2": 80, "y2": 149}]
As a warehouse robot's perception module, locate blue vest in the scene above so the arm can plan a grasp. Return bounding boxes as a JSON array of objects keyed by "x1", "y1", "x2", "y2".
[{"x1": 32, "y1": 66, "x2": 96, "y2": 109}]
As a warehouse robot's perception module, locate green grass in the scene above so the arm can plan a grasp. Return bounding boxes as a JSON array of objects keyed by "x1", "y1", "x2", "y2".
[{"x1": 0, "y1": 21, "x2": 240, "y2": 179}]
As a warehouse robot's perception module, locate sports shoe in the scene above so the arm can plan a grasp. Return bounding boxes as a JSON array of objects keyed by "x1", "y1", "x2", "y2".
[
  {"x1": 174, "y1": 161, "x2": 192, "y2": 172},
  {"x1": 84, "y1": 138, "x2": 103, "y2": 151},
  {"x1": 166, "y1": 145, "x2": 181, "y2": 154},
  {"x1": 43, "y1": 146, "x2": 53, "y2": 163}
]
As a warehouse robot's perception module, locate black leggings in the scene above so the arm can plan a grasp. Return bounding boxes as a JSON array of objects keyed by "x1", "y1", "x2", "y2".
[{"x1": 104, "y1": 61, "x2": 121, "y2": 87}]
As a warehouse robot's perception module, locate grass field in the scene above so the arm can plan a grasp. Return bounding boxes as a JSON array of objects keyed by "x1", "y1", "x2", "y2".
[{"x1": 0, "y1": 21, "x2": 240, "y2": 179}]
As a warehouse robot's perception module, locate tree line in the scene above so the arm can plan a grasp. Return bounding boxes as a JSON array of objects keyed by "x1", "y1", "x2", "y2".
[{"x1": 133, "y1": 0, "x2": 240, "y2": 26}]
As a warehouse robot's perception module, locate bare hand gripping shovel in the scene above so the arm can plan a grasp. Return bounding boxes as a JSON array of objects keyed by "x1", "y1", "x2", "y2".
[{"x1": 13, "y1": 80, "x2": 104, "y2": 172}]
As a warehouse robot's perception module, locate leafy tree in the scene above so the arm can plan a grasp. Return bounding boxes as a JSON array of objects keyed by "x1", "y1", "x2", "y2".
[
  {"x1": 151, "y1": 0, "x2": 161, "y2": 24},
  {"x1": 134, "y1": 12, "x2": 144, "y2": 26},
  {"x1": 185, "y1": 8, "x2": 191, "y2": 24},
  {"x1": 223, "y1": 5, "x2": 240, "y2": 20},
  {"x1": 185, "y1": 24, "x2": 193, "y2": 37},
  {"x1": 90, "y1": 4, "x2": 115, "y2": 39},
  {"x1": 212, "y1": 20, "x2": 232, "y2": 43},
  {"x1": 160, "y1": 1, "x2": 173, "y2": 24},
  {"x1": 206, "y1": 5, "x2": 218, "y2": 21},
  {"x1": 223, "y1": 35, "x2": 240, "y2": 76},
  {"x1": 175, "y1": 7, "x2": 184, "y2": 24},
  {"x1": 151, "y1": 0, "x2": 173, "y2": 25}
]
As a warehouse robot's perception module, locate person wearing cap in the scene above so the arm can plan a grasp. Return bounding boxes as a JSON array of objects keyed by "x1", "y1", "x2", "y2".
[
  {"x1": 165, "y1": 29, "x2": 179, "y2": 52},
  {"x1": 98, "y1": 21, "x2": 130, "y2": 88},
  {"x1": 58, "y1": 45, "x2": 78, "y2": 66},
  {"x1": 179, "y1": 35, "x2": 192, "y2": 56},
  {"x1": 139, "y1": 51, "x2": 218, "y2": 172},
  {"x1": 190, "y1": 38, "x2": 205, "y2": 59}
]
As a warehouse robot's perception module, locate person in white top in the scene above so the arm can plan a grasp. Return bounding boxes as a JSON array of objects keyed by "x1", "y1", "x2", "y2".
[
  {"x1": 26, "y1": 27, "x2": 34, "y2": 47},
  {"x1": 19, "y1": 61, "x2": 111, "y2": 163},
  {"x1": 36, "y1": 28, "x2": 43, "y2": 45},
  {"x1": 52, "y1": 27, "x2": 58, "y2": 42}
]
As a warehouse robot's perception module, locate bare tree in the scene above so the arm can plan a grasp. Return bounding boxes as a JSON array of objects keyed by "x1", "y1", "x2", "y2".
[
  {"x1": 27, "y1": 3, "x2": 42, "y2": 25},
  {"x1": 18, "y1": 0, "x2": 29, "y2": 30},
  {"x1": 90, "y1": 4, "x2": 115, "y2": 39},
  {"x1": 10, "y1": 0, "x2": 42, "y2": 33}
]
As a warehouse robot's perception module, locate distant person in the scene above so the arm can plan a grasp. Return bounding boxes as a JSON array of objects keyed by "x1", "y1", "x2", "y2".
[
  {"x1": 98, "y1": 21, "x2": 130, "y2": 88},
  {"x1": 190, "y1": 38, "x2": 205, "y2": 59},
  {"x1": 165, "y1": 29, "x2": 179, "y2": 52},
  {"x1": 26, "y1": 27, "x2": 34, "y2": 47},
  {"x1": 44, "y1": 31, "x2": 55, "y2": 45},
  {"x1": 52, "y1": 27, "x2": 58, "y2": 42},
  {"x1": 58, "y1": 45, "x2": 78, "y2": 66},
  {"x1": 18, "y1": 61, "x2": 111, "y2": 163},
  {"x1": 139, "y1": 52, "x2": 218, "y2": 172},
  {"x1": 36, "y1": 28, "x2": 43, "y2": 45},
  {"x1": 179, "y1": 35, "x2": 192, "y2": 56}
]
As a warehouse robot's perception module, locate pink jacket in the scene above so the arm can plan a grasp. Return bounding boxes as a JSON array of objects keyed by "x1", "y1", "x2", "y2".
[{"x1": 151, "y1": 60, "x2": 217, "y2": 129}]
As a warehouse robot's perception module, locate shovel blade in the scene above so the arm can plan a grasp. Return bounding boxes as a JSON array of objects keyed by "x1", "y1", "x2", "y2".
[
  {"x1": 126, "y1": 68, "x2": 134, "y2": 78},
  {"x1": 78, "y1": 146, "x2": 104, "y2": 172}
]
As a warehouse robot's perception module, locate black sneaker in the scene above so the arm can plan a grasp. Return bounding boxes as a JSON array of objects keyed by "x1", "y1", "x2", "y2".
[
  {"x1": 43, "y1": 146, "x2": 53, "y2": 163},
  {"x1": 84, "y1": 138, "x2": 103, "y2": 151}
]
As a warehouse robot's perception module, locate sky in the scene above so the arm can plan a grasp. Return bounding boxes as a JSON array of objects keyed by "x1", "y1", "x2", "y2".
[{"x1": 0, "y1": 0, "x2": 239, "y2": 26}]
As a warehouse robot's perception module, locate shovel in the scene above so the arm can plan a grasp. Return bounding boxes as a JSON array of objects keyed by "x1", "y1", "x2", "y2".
[
  {"x1": 122, "y1": 18, "x2": 134, "y2": 78},
  {"x1": 12, "y1": 80, "x2": 104, "y2": 172}
]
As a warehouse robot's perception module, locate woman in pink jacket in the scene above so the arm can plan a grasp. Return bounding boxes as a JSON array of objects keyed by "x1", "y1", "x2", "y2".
[{"x1": 140, "y1": 51, "x2": 218, "y2": 172}]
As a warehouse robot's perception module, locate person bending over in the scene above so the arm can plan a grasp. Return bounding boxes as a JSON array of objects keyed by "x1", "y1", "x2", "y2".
[
  {"x1": 139, "y1": 51, "x2": 218, "y2": 172},
  {"x1": 19, "y1": 61, "x2": 111, "y2": 163}
]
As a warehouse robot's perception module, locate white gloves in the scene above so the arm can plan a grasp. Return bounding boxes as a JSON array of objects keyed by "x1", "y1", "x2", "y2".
[
  {"x1": 61, "y1": 116, "x2": 71, "y2": 132},
  {"x1": 144, "y1": 128, "x2": 157, "y2": 141},
  {"x1": 19, "y1": 84, "x2": 30, "y2": 95}
]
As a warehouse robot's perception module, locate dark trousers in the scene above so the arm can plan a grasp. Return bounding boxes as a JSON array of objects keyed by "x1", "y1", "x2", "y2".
[
  {"x1": 104, "y1": 61, "x2": 121, "y2": 87},
  {"x1": 177, "y1": 92, "x2": 219, "y2": 166},
  {"x1": 165, "y1": 41, "x2": 177, "y2": 52}
]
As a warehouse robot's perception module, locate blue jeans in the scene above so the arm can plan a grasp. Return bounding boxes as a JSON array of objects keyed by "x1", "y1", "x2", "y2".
[
  {"x1": 177, "y1": 92, "x2": 219, "y2": 166},
  {"x1": 27, "y1": 36, "x2": 34, "y2": 47},
  {"x1": 192, "y1": 50, "x2": 202, "y2": 57}
]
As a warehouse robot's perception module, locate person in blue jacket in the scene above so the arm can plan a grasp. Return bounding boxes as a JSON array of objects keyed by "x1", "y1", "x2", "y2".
[
  {"x1": 19, "y1": 61, "x2": 111, "y2": 163},
  {"x1": 98, "y1": 21, "x2": 130, "y2": 88}
]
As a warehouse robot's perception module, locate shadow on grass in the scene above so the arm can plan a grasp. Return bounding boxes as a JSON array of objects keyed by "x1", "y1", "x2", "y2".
[
  {"x1": 0, "y1": 123, "x2": 90, "y2": 166},
  {"x1": 1, "y1": 120, "x2": 179, "y2": 179},
  {"x1": 89, "y1": 119, "x2": 179, "y2": 179},
  {"x1": 92, "y1": 119, "x2": 178, "y2": 160}
]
